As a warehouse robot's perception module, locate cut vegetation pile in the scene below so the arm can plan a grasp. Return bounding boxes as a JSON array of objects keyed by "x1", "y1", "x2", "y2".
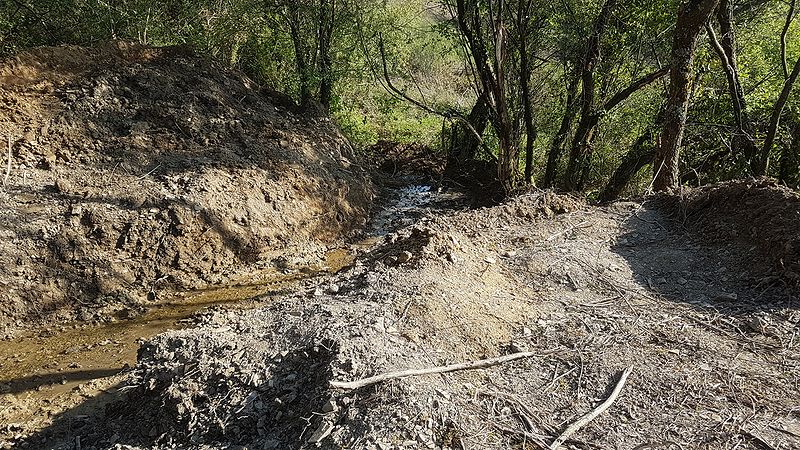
[{"x1": 0, "y1": 42, "x2": 373, "y2": 329}]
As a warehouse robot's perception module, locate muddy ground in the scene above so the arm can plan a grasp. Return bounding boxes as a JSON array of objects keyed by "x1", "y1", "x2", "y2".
[
  {"x1": 0, "y1": 42, "x2": 373, "y2": 331},
  {"x1": 4, "y1": 179, "x2": 798, "y2": 450}
]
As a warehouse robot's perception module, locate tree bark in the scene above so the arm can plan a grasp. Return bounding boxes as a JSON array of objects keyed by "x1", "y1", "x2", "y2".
[
  {"x1": 780, "y1": 0, "x2": 797, "y2": 80},
  {"x1": 543, "y1": 70, "x2": 580, "y2": 188},
  {"x1": 287, "y1": 8, "x2": 313, "y2": 107},
  {"x1": 518, "y1": 0, "x2": 537, "y2": 185},
  {"x1": 317, "y1": 0, "x2": 336, "y2": 111},
  {"x1": 456, "y1": 0, "x2": 519, "y2": 192},
  {"x1": 448, "y1": 91, "x2": 490, "y2": 166},
  {"x1": 653, "y1": 0, "x2": 720, "y2": 192},
  {"x1": 563, "y1": 0, "x2": 617, "y2": 191}
]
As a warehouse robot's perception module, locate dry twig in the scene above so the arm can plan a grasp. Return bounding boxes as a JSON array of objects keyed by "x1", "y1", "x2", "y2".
[
  {"x1": 3, "y1": 135, "x2": 11, "y2": 188},
  {"x1": 546, "y1": 221, "x2": 591, "y2": 242},
  {"x1": 330, "y1": 352, "x2": 538, "y2": 390},
  {"x1": 549, "y1": 366, "x2": 634, "y2": 450}
]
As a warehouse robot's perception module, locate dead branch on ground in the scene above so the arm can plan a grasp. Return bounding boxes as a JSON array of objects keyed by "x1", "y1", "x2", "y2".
[
  {"x1": 330, "y1": 351, "x2": 538, "y2": 390},
  {"x1": 549, "y1": 366, "x2": 634, "y2": 449}
]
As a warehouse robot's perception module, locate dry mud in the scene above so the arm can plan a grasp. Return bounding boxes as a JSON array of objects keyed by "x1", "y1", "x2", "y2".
[
  {"x1": 8, "y1": 185, "x2": 799, "y2": 450},
  {"x1": 0, "y1": 42, "x2": 373, "y2": 330}
]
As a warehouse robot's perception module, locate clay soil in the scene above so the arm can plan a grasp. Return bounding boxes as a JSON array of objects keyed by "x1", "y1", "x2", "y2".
[
  {"x1": 3, "y1": 179, "x2": 797, "y2": 450},
  {"x1": 0, "y1": 42, "x2": 373, "y2": 331}
]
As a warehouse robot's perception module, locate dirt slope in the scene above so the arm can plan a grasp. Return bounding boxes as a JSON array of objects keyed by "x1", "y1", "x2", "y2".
[
  {"x1": 0, "y1": 42, "x2": 373, "y2": 329},
  {"x1": 13, "y1": 184, "x2": 799, "y2": 450}
]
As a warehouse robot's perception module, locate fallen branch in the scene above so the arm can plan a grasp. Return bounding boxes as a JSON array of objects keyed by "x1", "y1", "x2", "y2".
[
  {"x1": 549, "y1": 366, "x2": 634, "y2": 450},
  {"x1": 330, "y1": 351, "x2": 538, "y2": 390},
  {"x1": 545, "y1": 221, "x2": 591, "y2": 242}
]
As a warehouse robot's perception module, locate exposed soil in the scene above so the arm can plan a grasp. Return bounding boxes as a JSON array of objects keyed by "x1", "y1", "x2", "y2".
[
  {"x1": 5, "y1": 181, "x2": 798, "y2": 450},
  {"x1": 2, "y1": 42, "x2": 800, "y2": 450},
  {"x1": 0, "y1": 42, "x2": 373, "y2": 331},
  {"x1": 661, "y1": 179, "x2": 800, "y2": 282}
]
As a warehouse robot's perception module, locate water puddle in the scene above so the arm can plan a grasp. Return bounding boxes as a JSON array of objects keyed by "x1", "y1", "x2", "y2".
[
  {"x1": 368, "y1": 181, "x2": 469, "y2": 236},
  {"x1": 0, "y1": 268, "x2": 329, "y2": 399}
]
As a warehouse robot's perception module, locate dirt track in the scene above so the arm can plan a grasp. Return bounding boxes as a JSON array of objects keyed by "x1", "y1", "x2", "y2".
[{"x1": 4, "y1": 185, "x2": 798, "y2": 450}]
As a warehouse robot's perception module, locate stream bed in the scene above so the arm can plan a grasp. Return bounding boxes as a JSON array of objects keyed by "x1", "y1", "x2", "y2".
[{"x1": 0, "y1": 180, "x2": 470, "y2": 414}]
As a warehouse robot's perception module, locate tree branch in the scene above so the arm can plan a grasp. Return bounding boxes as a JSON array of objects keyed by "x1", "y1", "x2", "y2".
[
  {"x1": 601, "y1": 67, "x2": 669, "y2": 112},
  {"x1": 781, "y1": 0, "x2": 797, "y2": 79}
]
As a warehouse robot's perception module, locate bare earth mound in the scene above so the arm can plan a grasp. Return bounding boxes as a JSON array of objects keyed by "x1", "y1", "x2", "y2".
[
  {"x1": 15, "y1": 187, "x2": 799, "y2": 449},
  {"x1": 0, "y1": 42, "x2": 372, "y2": 329},
  {"x1": 668, "y1": 178, "x2": 800, "y2": 282}
]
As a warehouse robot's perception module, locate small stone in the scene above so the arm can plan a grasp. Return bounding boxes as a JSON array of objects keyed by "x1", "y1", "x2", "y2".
[
  {"x1": 321, "y1": 399, "x2": 337, "y2": 413},
  {"x1": 676, "y1": 277, "x2": 688, "y2": 285},
  {"x1": 509, "y1": 341, "x2": 528, "y2": 353},
  {"x1": 396, "y1": 251, "x2": 413, "y2": 264},
  {"x1": 307, "y1": 420, "x2": 334, "y2": 443},
  {"x1": 715, "y1": 292, "x2": 738, "y2": 301},
  {"x1": 434, "y1": 388, "x2": 451, "y2": 400},
  {"x1": 484, "y1": 256, "x2": 497, "y2": 264}
]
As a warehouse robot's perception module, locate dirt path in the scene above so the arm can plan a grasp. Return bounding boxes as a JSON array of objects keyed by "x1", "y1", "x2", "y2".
[{"x1": 6, "y1": 188, "x2": 797, "y2": 450}]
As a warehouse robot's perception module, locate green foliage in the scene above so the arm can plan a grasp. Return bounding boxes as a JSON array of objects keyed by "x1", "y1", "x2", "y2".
[{"x1": 1, "y1": 0, "x2": 798, "y2": 195}]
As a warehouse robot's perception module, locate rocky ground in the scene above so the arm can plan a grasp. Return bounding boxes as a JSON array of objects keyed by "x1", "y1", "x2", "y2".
[
  {"x1": 0, "y1": 42, "x2": 373, "y2": 331},
  {"x1": 6, "y1": 180, "x2": 799, "y2": 450}
]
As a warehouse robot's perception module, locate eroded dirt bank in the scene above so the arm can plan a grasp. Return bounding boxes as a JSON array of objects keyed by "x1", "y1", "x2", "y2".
[
  {"x1": 0, "y1": 42, "x2": 373, "y2": 330},
  {"x1": 9, "y1": 182, "x2": 800, "y2": 450}
]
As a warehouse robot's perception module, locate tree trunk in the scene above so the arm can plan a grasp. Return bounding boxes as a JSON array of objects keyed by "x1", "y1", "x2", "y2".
[
  {"x1": 317, "y1": 0, "x2": 336, "y2": 111},
  {"x1": 563, "y1": 0, "x2": 617, "y2": 191},
  {"x1": 599, "y1": 128, "x2": 656, "y2": 202},
  {"x1": 518, "y1": 1, "x2": 537, "y2": 185},
  {"x1": 287, "y1": 8, "x2": 313, "y2": 107},
  {"x1": 456, "y1": 0, "x2": 518, "y2": 192},
  {"x1": 543, "y1": 71, "x2": 580, "y2": 187},
  {"x1": 448, "y1": 91, "x2": 490, "y2": 166},
  {"x1": 707, "y1": 0, "x2": 759, "y2": 171},
  {"x1": 653, "y1": 0, "x2": 720, "y2": 191}
]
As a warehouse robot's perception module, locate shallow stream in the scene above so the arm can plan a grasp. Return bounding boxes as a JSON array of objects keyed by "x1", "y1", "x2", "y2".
[{"x1": 0, "y1": 180, "x2": 469, "y2": 402}]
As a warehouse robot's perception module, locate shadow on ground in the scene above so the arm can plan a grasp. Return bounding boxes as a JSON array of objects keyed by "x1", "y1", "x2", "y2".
[{"x1": 612, "y1": 201, "x2": 798, "y2": 321}]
